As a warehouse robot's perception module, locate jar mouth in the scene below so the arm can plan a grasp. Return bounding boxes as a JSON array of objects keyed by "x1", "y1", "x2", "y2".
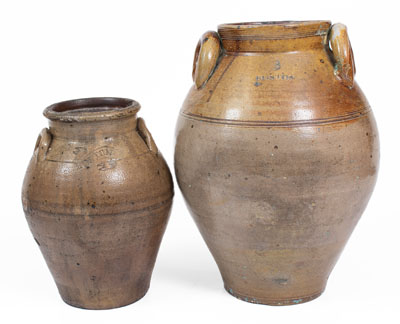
[
  {"x1": 218, "y1": 20, "x2": 331, "y2": 40},
  {"x1": 44, "y1": 97, "x2": 140, "y2": 122}
]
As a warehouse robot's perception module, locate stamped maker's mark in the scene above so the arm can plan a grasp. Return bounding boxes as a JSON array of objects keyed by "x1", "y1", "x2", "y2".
[
  {"x1": 254, "y1": 60, "x2": 295, "y2": 86},
  {"x1": 74, "y1": 146, "x2": 117, "y2": 171},
  {"x1": 254, "y1": 73, "x2": 295, "y2": 86}
]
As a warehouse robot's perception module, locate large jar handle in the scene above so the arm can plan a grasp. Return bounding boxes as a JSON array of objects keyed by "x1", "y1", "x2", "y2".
[
  {"x1": 328, "y1": 23, "x2": 356, "y2": 88},
  {"x1": 192, "y1": 31, "x2": 222, "y2": 89},
  {"x1": 34, "y1": 128, "x2": 52, "y2": 162},
  {"x1": 137, "y1": 117, "x2": 158, "y2": 154}
]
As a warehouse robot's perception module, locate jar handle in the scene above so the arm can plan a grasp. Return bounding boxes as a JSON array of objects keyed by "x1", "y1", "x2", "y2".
[
  {"x1": 137, "y1": 118, "x2": 158, "y2": 154},
  {"x1": 34, "y1": 128, "x2": 52, "y2": 162},
  {"x1": 192, "y1": 31, "x2": 222, "y2": 89},
  {"x1": 328, "y1": 23, "x2": 356, "y2": 88}
]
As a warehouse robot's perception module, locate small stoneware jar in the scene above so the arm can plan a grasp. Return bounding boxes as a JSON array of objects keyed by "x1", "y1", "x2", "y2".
[
  {"x1": 22, "y1": 97, "x2": 173, "y2": 309},
  {"x1": 175, "y1": 21, "x2": 379, "y2": 305}
]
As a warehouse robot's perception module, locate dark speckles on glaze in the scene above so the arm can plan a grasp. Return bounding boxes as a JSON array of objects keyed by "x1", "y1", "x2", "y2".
[
  {"x1": 22, "y1": 97, "x2": 174, "y2": 309},
  {"x1": 175, "y1": 21, "x2": 379, "y2": 306}
]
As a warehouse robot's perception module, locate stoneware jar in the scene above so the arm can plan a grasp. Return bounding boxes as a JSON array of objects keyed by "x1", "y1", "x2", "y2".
[
  {"x1": 175, "y1": 21, "x2": 379, "y2": 305},
  {"x1": 22, "y1": 97, "x2": 173, "y2": 309}
]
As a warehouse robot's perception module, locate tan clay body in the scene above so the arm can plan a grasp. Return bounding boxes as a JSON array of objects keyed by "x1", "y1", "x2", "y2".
[
  {"x1": 22, "y1": 98, "x2": 173, "y2": 309},
  {"x1": 175, "y1": 21, "x2": 379, "y2": 305}
]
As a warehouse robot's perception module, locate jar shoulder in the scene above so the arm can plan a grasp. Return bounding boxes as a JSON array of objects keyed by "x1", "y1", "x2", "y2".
[
  {"x1": 22, "y1": 132, "x2": 173, "y2": 215},
  {"x1": 182, "y1": 52, "x2": 370, "y2": 123}
]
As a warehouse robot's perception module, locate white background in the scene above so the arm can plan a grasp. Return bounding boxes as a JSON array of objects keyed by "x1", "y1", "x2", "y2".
[{"x1": 1, "y1": 0, "x2": 399, "y2": 323}]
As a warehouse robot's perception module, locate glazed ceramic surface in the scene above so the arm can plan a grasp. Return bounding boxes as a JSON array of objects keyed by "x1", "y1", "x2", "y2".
[
  {"x1": 175, "y1": 21, "x2": 379, "y2": 305},
  {"x1": 22, "y1": 98, "x2": 173, "y2": 309}
]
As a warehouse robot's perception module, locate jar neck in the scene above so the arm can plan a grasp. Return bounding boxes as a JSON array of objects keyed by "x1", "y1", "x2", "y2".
[
  {"x1": 48, "y1": 116, "x2": 138, "y2": 141},
  {"x1": 218, "y1": 21, "x2": 331, "y2": 53}
]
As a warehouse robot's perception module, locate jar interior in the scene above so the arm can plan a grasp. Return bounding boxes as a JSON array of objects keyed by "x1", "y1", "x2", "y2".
[
  {"x1": 50, "y1": 98, "x2": 134, "y2": 115},
  {"x1": 224, "y1": 21, "x2": 316, "y2": 26},
  {"x1": 43, "y1": 97, "x2": 140, "y2": 122}
]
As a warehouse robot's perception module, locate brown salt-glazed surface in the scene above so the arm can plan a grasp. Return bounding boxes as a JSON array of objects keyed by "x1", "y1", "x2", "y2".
[
  {"x1": 175, "y1": 21, "x2": 379, "y2": 305},
  {"x1": 22, "y1": 97, "x2": 174, "y2": 309}
]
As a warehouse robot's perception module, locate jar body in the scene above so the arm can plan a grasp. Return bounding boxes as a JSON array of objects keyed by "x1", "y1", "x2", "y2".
[
  {"x1": 22, "y1": 99, "x2": 173, "y2": 309},
  {"x1": 175, "y1": 22, "x2": 379, "y2": 305}
]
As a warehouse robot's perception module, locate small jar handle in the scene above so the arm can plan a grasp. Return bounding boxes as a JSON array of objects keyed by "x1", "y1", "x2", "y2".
[
  {"x1": 192, "y1": 31, "x2": 222, "y2": 89},
  {"x1": 137, "y1": 118, "x2": 158, "y2": 154},
  {"x1": 328, "y1": 23, "x2": 356, "y2": 88},
  {"x1": 34, "y1": 128, "x2": 52, "y2": 162}
]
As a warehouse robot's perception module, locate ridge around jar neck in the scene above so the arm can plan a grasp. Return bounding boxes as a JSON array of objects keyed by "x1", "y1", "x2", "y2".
[
  {"x1": 218, "y1": 21, "x2": 331, "y2": 53},
  {"x1": 44, "y1": 97, "x2": 140, "y2": 140},
  {"x1": 44, "y1": 97, "x2": 140, "y2": 122}
]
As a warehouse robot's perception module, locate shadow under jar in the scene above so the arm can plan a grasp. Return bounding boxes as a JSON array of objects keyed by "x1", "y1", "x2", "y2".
[
  {"x1": 22, "y1": 97, "x2": 173, "y2": 309},
  {"x1": 174, "y1": 21, "x2": 379, "y2": 305}
]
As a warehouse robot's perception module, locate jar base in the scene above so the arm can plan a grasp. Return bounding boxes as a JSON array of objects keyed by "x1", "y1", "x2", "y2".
[
  {"x1": 58, "y1": 286, "x2": 149, "y2": 310},
  {"x1": 224, "y1": 285, "x2": 324, "y2": 306}
]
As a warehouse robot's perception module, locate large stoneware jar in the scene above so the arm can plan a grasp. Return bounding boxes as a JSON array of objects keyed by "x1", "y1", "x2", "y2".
[
  {"x1": 22, "y1": 98, "x2": 173, "y2": 309},
  {"x1": 175, "y1": 21, "x2": 379, "y2": 305}
]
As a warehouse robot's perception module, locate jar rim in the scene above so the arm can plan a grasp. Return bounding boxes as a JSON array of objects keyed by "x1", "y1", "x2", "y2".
[
  {"x1": 218, "y1": 20, "x2": 332, "y2": 40},
  {"x1": 43, "y1": 97, "x2": 140, "y2": 122}
]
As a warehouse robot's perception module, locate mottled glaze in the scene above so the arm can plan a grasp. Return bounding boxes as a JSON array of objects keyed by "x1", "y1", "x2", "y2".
[
  {"x1": 175, "y1": 21, "x2": 379, "y2": 305},
  {"x1": 22, "y1": 98, "x2": 173, "y2": 309}
]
